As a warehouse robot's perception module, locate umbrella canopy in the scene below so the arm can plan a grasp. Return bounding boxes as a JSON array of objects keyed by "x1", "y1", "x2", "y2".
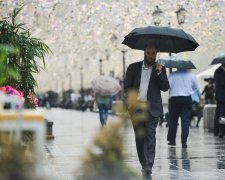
[
  {"x1": 210, "y1": 55, "x2": 225, "y2": 65},
  {"x1": 91, "y1": 76, "x2": 121, "y2": 96},
  {"x1": 122, "y1": 26, "x2": 199, "y2": 53},
  {"x1": 204, "y1": 76, "x2": 214, "y2": 82},
  {"x1": 158, "y1": 56, "x2": 196, "y2": 69}
]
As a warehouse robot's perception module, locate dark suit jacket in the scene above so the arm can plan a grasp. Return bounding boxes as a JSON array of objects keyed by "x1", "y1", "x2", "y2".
[
  {"x1": 214, "y1": 66, "x2": 225, "y2": 103},
  {"x1": 124, "y1": 61, "x2": 169, "y2": 117}
]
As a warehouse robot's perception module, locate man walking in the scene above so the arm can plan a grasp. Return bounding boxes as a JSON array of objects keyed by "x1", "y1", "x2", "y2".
[
  {"x1": 214, "y1": 63, "x2": 225, "y2": 137},
  {"x1": 167, "y1": 69, "x2": 198, "y2": 148},
  {"x1": 124, "y1": 45, "x2": 169, "y2": 179},
  {"x1": 95, "y1": 93, "x2": 111, "y2": 126}
]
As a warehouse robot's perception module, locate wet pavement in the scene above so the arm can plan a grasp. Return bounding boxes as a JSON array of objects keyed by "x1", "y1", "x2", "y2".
[{"x1": 41, "y1": 108, "x2": 225, "y2": 180}]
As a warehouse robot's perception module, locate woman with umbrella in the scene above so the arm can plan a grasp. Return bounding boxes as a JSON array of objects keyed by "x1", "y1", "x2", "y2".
[
  {"x1": 91, "y1": 76, "x2": 121, "y2": 127},
  {"x1": 95, "y1": 93, "x2": 112, "y2": 126},
  {"x1": 201, "y1": 77, "x2": 215, "y2": 104}
]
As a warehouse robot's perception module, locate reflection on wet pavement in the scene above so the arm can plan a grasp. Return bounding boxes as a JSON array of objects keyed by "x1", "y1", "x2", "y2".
[{"x1": 41, "y1": 108, "x2": 225, "y2": 180}]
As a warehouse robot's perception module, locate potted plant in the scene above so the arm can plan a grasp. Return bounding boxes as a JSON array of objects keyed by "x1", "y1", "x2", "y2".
[{"x1": 0, "y1": 6, "x2": 51, "y2": 108}]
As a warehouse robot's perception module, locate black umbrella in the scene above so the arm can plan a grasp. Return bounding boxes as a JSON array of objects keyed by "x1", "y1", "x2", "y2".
[
  {"x1": 122, "y1": 26, "x2": 199, "y2": 53},
  {"x1": 158, "y1": 56, "x2": 196, "y2": 69},
  {"x1": 204, "y1": 76, "x2": 214, "y2": 82},
  {"x1": 210, "y1": 55, "x2": 225, "y2": 65}
]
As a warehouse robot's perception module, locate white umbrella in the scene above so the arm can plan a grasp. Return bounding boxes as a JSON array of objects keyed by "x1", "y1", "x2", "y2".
[
  {"x1": 91, "y1": 76, "x2": 121, "y2": 96},
  {"x1": 196, "y1": 64, "x2": 220, "y2": 91}
]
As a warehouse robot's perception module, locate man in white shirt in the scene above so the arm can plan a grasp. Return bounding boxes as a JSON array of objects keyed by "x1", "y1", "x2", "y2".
[{"x1": 167, "y1": 69, "x2": 198, "y2": 148}]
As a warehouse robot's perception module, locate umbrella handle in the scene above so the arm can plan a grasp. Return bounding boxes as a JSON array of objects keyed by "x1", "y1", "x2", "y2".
[
  {"x1": 157, "y1": 50, "x2": 161, "y2": 59},
  {"x1": 156, "y1": 60, "x2": 165, "y2": 66},
  {"x1": 155, "y1": 63, "x2": 163, "y2": 74}
]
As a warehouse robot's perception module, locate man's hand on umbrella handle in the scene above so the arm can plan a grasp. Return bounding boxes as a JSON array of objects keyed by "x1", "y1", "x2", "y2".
[{"x1": 156, "y1": 63, "x2": 162, "y2": 74}]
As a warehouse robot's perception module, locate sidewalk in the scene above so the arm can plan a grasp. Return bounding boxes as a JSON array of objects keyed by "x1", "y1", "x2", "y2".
[{"x1": 41, "y1": 108, "x2": 225, "y2": 180}]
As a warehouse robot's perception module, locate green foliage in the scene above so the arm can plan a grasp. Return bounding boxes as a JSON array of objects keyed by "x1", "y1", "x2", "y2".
[
  {"x1": 0, "y1": 6, "x2": 52, "y2": 108},
  {"x1": 0, "y1": 136, "x2": 43, "y2": 180},
  {"x1": 76, "y1": 122, "x2": 140, "y2": 180},
  {"x1": 76, "y1": 91, "x2": 149, "y2": 180},
  {"x1": 0, "y1": 44, "x2": 20, "y2": 85}
]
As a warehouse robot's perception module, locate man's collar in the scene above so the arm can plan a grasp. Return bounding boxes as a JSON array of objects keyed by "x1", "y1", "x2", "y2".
[{"x1": 142, "y1": 61, "x2": 153, "y2": 70}]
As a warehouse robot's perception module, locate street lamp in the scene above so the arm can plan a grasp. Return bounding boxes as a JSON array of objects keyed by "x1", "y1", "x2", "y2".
[
  {"x1": 99, "y1": 59, "x2": 103, "y2": 75},
  {"x1": 175, "y1": 5, "x2": 186, "y2": 25},
  {"x1": 121, "y1": 49, "x2": 128, "y2": 82},
  {"x1": 152, "y1": 6, "x2": 163, "y2": 26},
  {"x1": 152, "y1": 5, "x2": 187, "y2": 27},
  {"x1": 109, "y1": 70, "x2": 114, "y2": 77},
  {"x1": 68, "y1": 72, "x2": 72, "y2": 106},
  {"x1": 152, "y1": 5, "x2": 187, "y2": 73},
  {"x1": 80, "y1": 66, "x2": 84, "y2": 102},
  {"x1": 99, "y1": 50, "x2": 109, "y2": 76},
  {"x1": 69, "y1": 72, "x2": 72, "y2": 90},
  {"x1": 110, "y1": 33, "x2": 128, "y2": 86}
]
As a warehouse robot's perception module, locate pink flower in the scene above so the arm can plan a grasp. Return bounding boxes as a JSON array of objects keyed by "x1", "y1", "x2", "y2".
[
  {"x1": 1, "y1": 86, "x2": 38, "y2": 108},
  {"x1": 27, "y1": 92, "x2": 38, "y2": 107},
  {"x1": 0, "y1": 86, "x2": 7, "y2": 92},
  {"x1": 0, "y1": 85, "x2": 25, "y2": 109},
  {"x1": 0, "y1": 85, "x2": 24, "y2": 98}
]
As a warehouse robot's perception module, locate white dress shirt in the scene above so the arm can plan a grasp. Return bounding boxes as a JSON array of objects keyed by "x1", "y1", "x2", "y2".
[
  {"x1": 138, "y1": 61, "x2": 152, "y2": 101},
  {"x1": 169, "y1": 70, "x2": 198, "y2": 97}
]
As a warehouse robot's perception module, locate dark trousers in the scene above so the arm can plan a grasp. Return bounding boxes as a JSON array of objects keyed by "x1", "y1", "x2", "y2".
[
  {"x1": 131, "y1": 111, "x2": 158, "y2": 173},
  {"x1": 98, "y1": 104, "x2": 109, "y2": 126},
  {"x1": 167, "y1": 96, "x2": 192, "y2": 144},
  {"x1": 214, "y1": 102, "x2": 225, "y2": 136}
]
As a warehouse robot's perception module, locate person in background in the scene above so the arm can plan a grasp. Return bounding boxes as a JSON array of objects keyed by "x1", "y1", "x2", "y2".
[
  {"x1": 45, "y1": 93, "x2": 51, "y2": 109},
  {"x1": 191, "y1": 88, "x2": 202, "y2": 127},
  {"x1": 201, "y1": 77, "x2": 215, "y2": 104},
  {"x1": 124, "y1": 44, "x2": 169, "y2": 179},
  {"x1": 95, "y1": 93, "x2": 111, "y2": 127},
  {"x1": 213, "y1": 63, "x2": 225, "y2": 137},
  {"x1": 167, "y1": 68, "x2": 198, "y2": 148},
  {"x1": 82, "y1": 93, "x2": 94, "y2": 111}
]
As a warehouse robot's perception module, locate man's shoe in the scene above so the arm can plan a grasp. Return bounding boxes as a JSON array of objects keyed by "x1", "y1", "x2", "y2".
[
  {"x1": 142, "y1": 169, "x2": 152, "y2": 180},
  {"x1": 168, "y1": 142, "x2": 176, "y2": 146},
  {"x1": 143, "y1": 175, "x2": 152, "y2": 180},
  {"x1": 182, "y1": 144, "x2": 187, "y2": 148}
]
